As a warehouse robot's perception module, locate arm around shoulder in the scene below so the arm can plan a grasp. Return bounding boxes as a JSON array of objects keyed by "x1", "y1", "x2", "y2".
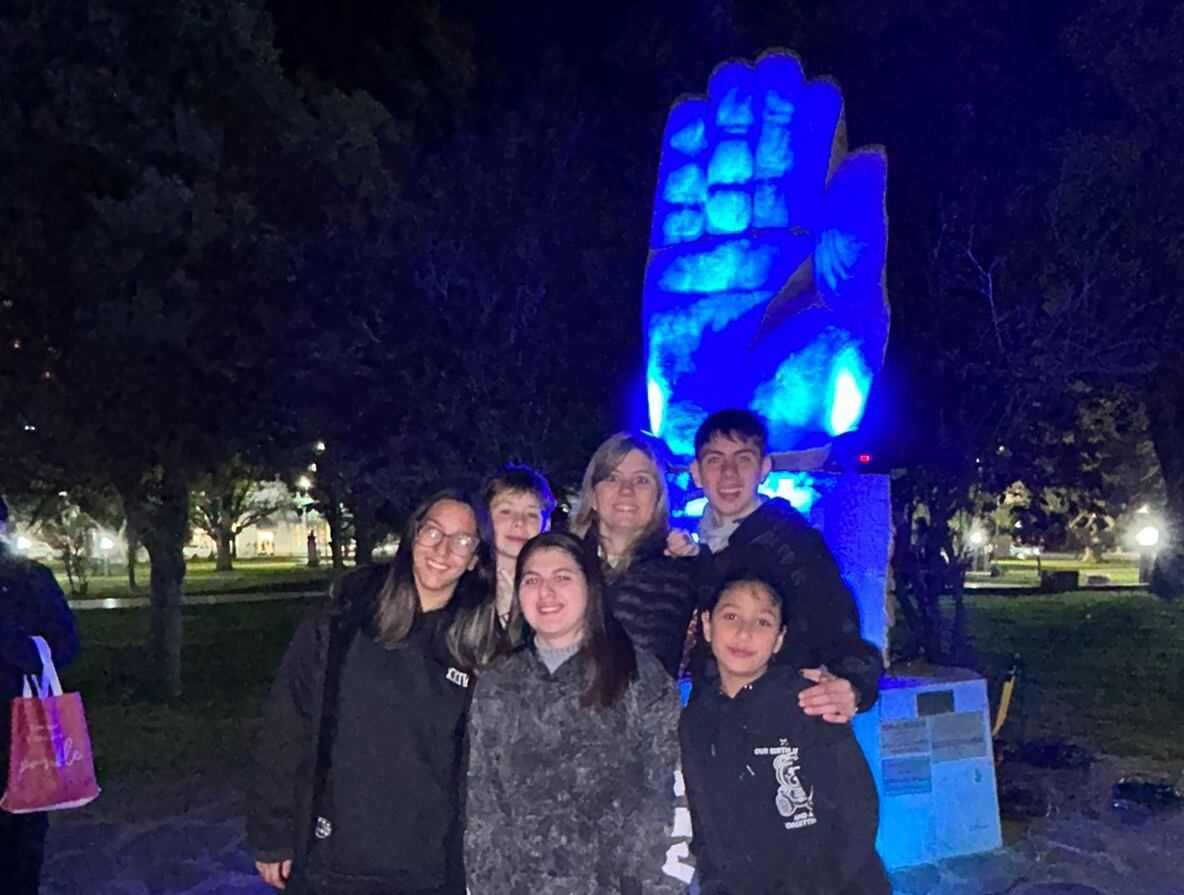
[{"x1": 792, "y1": 525, "x2": 883, "y2": 710}]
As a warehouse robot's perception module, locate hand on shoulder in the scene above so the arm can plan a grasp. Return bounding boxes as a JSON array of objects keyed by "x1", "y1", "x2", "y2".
[
  {"x1": 664, "y1": 529, "x2": 699, "y2": 558},
  {"x1": 797, "y1": 667, "x2": 858, "y2": 724}
]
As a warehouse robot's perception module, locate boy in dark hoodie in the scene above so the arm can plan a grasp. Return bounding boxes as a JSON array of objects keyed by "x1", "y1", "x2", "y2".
[{"x1": 680, "y1": 576, "x2": 889, "y2": 895}]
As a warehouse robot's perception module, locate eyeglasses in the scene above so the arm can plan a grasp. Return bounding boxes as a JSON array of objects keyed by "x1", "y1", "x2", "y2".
[{"x1": 415, "y1": 522, "x2": 479, "y2": 556}]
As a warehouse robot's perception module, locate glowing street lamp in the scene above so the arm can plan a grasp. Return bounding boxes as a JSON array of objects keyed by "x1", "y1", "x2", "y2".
[
  {"x1": 967, "y1": 528, "x2": 988, "y2": 572},
  {"x1": 1135, "y1": 525, "x2": 1160, "y2": 548},
  {"x1": 1136, "y1": 524, "x2": 1163, "y2": 584}
]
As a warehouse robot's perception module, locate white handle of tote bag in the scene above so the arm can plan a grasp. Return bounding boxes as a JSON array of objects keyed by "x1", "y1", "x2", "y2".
[{"x1": 21, "y1": 635, "x2": 64, "y2": 699}]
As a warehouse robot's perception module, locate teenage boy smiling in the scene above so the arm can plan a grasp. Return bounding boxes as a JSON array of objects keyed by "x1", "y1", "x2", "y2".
[{"x1": 690, "y1": 409, "x2": 882, "y2": 721}]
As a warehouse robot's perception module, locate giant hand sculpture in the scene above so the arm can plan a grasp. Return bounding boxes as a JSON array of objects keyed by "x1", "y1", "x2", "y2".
[{"x1": 643, "y1": 52, "x2": 888, "y2": 457}]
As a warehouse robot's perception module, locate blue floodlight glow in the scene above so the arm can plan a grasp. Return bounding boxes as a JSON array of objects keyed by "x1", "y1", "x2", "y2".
[
  {"x1": 816, "y1": 229, "x2": 865, "y2": 291},
  {"x1": 656, "y1": 239, "x2": 777, "y2": 294},
  {"x1": 670, "y1": 119, "x2": 707, "y2": 155},
  {"x1": 677, "y1": 472, "x2": 820, "y2": 520},
  {"x1": 755, "y1": 120, "x2": 793, "y2": 178},
  {"x1": 642, "y1": 52, "x2": 888, "y2": 456},
  {"x1": 707, "y1": 141, "x2": 754, "y2": 185},
  {"x1": 759, "y1": 471, "x2": 821, "y2": 515},
  {"x1": 647, "y1": 377, "x2": 666, "y2": 436},
  {"x1": 753, "y1": 183, "x2": 789, "y2": 228},
  {"x1": 705, "y1": 189, "x2": 752, "y2": 233},
  {"x1": 826, "y1": 346, "x2": 872, "y2": 436},
  {"x1": 663, "y1": 209, "x2": 705, "y2": 244},
  {"x1": 714, "y1": 87, "x2": 755, "y2": 132},
  {"x1": 664, "y1": 163, "x2": 707, "y2": 204}
]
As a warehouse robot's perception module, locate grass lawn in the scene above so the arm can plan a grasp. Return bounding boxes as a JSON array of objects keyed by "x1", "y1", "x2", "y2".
[
  {"x1": 61, "y1": 598, "x2": 317, "y2": 779},
  {"x1": 965, "y1": 590, "x2": 1184, "y2": 760},
  {"x1": 61, "y1": 589, "x2": 1184, "y2": 781},
  {"x1": 64, "y1": 558, "x2": 337, "y2": 600},
  {"x1": 966, "y1": 556, "x2": 1141, "y2": 587}
]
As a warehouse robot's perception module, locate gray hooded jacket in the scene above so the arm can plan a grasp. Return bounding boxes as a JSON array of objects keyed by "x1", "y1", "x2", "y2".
[{"x1": 465, "y1": 645, "x2": 686, "y2": 895}]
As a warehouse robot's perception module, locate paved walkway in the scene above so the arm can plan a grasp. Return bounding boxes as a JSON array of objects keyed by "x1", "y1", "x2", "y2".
[
  {"x1": 39, "y1": 755, "x2": 1184, "y2": 894},
  {"x1": 67, "y1": 591, "x2": 321, "y2": 611}
]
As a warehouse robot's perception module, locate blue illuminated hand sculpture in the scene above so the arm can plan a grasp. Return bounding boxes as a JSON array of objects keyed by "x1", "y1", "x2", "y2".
[{"x1": 643, "y1": 53, "x2": 888, "y2": 456}]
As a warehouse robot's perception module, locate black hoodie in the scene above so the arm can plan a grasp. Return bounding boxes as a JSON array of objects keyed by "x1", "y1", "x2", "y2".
[
  {"x1": 247, "y1": 565, "x2": 473, "y2": 894},
  {"x1": 679, "y1": 667, "x2": 889, "y2": 895},
  {"x1": 694, "y1": 499, "x2": 883, "y2": 711}
]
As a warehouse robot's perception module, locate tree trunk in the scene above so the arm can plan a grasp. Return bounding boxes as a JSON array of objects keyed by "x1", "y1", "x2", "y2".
[
  {"x1": 947, "y1": 560, "x2": 970, "y2": 665},
  {"x1": 935, "y1": 509, "x2": 970, "y2": 663},
  {"x1": 214, "y1": 529, "x2": 234, "y2": 572},
  {"x1": 324, "y1": 495, "x2": 346, "y2": 570},
  {"x1": 1145, "y1": 363, "x2": 1184, "y2": 600},
  {"x1": 126, "y1": 525, "x2": 140, "y2": 590},
  {"x1": 124, "y1": 469, "x2": 189, "y2": 700},
  {"x1": 61, "y1": 545, "x2": 78, "y2": 595},
  {"x1": 353, "y1": 506, "x2": 377, "y2": 566}
]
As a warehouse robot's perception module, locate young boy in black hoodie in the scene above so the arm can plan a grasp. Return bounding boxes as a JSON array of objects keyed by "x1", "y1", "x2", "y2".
[{"x1": 680, "y1": 576, "x2": 889, "y2": 895}]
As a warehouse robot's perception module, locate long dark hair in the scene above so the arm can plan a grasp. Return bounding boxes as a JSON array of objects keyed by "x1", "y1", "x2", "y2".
[
  {"x1": 338, "y1": 489, "x2": 503, "y2": 670},
  {"x1": 515, "y1": 531, "x2": 638, "y2": 709}
]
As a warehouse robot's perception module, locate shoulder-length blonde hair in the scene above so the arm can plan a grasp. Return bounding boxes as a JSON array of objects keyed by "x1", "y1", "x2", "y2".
[{"x1": 569, "y1": 432, "x2": 671, "y2": 575}]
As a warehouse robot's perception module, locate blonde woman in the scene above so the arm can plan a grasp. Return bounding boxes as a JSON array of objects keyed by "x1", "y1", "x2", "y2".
[{"x1": 570, "y1": 433, "x2": 698, "y2": 678}]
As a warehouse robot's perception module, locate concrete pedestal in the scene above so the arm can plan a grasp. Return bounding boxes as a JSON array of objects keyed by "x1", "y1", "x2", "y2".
[
  {"x1": 805, "y1": 473, "x2": 1002, "y2": 868},
  {"x1": 853, "y1": 669, "x2": 1003, "y2": 867}
]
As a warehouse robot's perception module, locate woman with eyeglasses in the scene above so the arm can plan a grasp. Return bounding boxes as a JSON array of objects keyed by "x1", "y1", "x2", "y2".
[
  {"x1": 464, "y1": 531, "x2": 684, "y2": 895},
  {"x1": 248, "y1": 490, "x2": 502, "y2": 895},
  {"x1": 570, "y1": 433, "x2": 698, "y2": 678}
]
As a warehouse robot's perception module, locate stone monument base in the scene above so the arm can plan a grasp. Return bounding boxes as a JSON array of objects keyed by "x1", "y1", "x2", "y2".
[{"x1": 853, "y1": 666, "x2": 1003, "y2": 868}]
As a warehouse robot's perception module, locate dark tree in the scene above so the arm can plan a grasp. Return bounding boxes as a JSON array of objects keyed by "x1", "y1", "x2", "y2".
[
  {"x1": 0, "y1": 0, "x2": 401, "y2": 696},
  {"x1": 191, "y1": 459, "x2": 291, "y2": 572},
  {"x1": 1048, "y1": 0, "x2": 1184, "y2": 597}
]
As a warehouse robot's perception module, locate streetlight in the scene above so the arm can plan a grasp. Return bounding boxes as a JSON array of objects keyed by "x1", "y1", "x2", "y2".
[
  {"x1": 1136, "y1": 524, "x2": 1161, "y2": 584},
  {"x1": 968, "y1": 529, "x2": 988, "y2": 572},
  {"x1": 1135, "y1": 526, "x2": 1160, "y2": 548}
]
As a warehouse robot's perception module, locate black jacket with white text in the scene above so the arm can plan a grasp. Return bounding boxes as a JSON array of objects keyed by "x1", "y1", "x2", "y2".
[{"x1": 680, "y1": 666, "x2": 889, "y2": 895}]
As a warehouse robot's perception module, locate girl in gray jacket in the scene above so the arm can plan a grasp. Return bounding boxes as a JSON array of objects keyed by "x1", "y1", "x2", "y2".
[{"x1": 464, "y1": 532, "x2": 686, "y2": 895}]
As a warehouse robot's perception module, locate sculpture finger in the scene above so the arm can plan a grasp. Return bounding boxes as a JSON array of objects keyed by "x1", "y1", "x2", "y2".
[{"x1": 650, "y1": 97, "x2": 711, "y2": 249}]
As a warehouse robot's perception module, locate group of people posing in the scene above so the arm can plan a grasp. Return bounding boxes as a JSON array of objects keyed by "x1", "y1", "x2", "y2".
[{"x1": 247, "y1": 410, "x2": 890, "y2": 895}]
